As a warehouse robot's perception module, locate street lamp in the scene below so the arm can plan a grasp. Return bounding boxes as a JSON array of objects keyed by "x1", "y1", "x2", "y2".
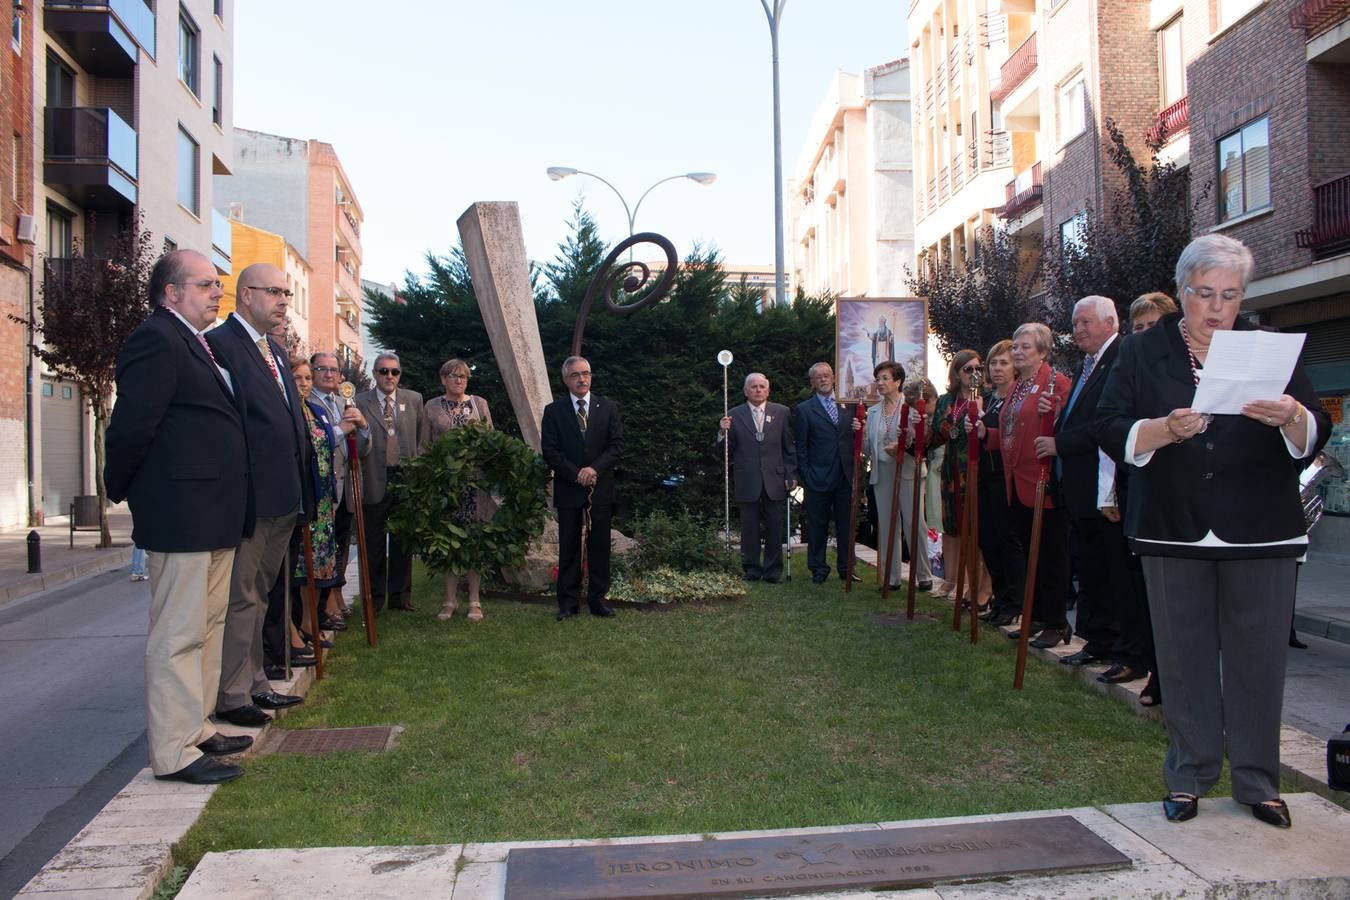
[
  {"x1": 546, "y1": 167, "x2": 717, "y2": 237},
  {"x1": 758, "y1": 0, "x2": 788, "y2": 307}
]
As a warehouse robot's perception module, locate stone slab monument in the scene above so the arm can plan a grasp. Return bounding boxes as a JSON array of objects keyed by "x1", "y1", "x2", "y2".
[{"x1": 456, "y1": 202, "x2": 553, "y2": 451}]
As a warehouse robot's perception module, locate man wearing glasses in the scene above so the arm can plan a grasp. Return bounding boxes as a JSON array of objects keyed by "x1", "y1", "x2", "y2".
[
  {"x1": 206, "y1": 263, "x2": 312, "y2": 727},
  {"x1": 105, "y1": 250, "x2": 253, "y2": 783},
  {"x1": 308, "y1": 352, "x2": 368, "y2": 624},
  {"x1": 354, "y1": 353, "x2": 424, "y2": 612}
]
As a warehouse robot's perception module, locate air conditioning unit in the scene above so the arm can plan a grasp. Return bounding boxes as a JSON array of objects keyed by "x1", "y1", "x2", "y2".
[{"x1": 16, "y1": 214, "x2": 37, "y2": 244}]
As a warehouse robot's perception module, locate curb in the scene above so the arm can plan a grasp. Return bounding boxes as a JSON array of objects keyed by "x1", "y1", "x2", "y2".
[
  {"x1": 1295, "y1": 610, "x2": 1350, "y2": 646},
  {"x1": 1, "y1": 547, "x2": 134, "y2": 605}
]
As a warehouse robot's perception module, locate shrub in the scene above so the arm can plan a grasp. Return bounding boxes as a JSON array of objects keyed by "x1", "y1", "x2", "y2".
[{"x1": 619, "y1": 508, "x2": 738, "y2": 576}]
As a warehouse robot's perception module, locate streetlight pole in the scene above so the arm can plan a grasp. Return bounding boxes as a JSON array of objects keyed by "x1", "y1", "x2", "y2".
[
  {"x1": 760, "y1": 0, "x2": 788, "y2": 307},
  {"x1": 546, "y1": 167, "x2": 717, "y2": 237}
]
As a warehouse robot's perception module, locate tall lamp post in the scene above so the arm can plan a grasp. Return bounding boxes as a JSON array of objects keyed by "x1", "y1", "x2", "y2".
[
  {"x1": 759, "y1": 0, "x2": 788, "y2": 307},
  {"x1": 546, "y1": 167, "x2": 717, "y2": 237}
]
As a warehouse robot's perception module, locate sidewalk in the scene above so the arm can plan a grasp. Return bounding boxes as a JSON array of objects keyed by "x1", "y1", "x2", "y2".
[{"x1": 0, "y1": 503, "x2": 134, "y2": 605}]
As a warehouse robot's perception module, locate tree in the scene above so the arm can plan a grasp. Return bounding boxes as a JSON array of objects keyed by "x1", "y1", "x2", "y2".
[
  {"x1": 1042, "y1": 118, "x2": 1200, "y2": 327},
  {"x1": 27, "y1": 214, "x2": 157, "y2": 545},
  {"x1": 905, "y1": 225, "x2": 1041, "y2": 359}
]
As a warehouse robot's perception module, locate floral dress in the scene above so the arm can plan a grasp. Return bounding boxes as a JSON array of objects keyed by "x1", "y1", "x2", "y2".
[
  {"x1": 293, "y1": 399, "x2": 338, "y2": 586},
  {"x1": 935, "y1": 391, "x2": 978, "y2": 535}
]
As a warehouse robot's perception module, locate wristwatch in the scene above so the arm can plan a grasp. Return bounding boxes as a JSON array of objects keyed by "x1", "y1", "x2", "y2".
[{"x1": 1285, "y1": 405, "x2": 1305, "y2": 428}]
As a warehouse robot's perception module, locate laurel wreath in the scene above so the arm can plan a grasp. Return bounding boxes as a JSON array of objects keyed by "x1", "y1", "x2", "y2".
[{"x1": 388, "y1": 422, "x2": 550, "y2": 576}]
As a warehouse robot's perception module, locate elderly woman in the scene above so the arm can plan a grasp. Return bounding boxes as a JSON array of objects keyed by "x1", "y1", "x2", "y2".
[
  {"x1": 1130, "y1": 292, "x2": 1179, "y2": 334},
  {"x1": 1096, "y1": 234, "x2": 1328, "y2": 829},
  {"x1": 975, "y1": 340, "x2": 1023, "y2": 626},
  {"x1": 420, "y1": 358, "x2": 495, "y2": 622},
  {"x1": 860, "y1": 361, "x2": 933, "y2": 591},
  {"x1": 1000, "y1": 323, "x2": 1072, "y2": 648},
  {"x1": 934, "y1": 350, "x2": 990, "y2": 604}
]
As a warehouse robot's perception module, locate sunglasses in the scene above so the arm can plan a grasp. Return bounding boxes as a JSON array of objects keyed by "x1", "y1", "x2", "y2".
[
  {"x1": 376, "y1": 367, "x2": 401, "y2": 376},
  {"x1": 961, "y1": 364, "x2": 980, "y2": 373}
]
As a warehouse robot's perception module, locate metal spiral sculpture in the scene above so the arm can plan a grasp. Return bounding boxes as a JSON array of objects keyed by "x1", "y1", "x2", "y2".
[{"x1": 570, "y1": 232, "x2": 679, "y2": 358}]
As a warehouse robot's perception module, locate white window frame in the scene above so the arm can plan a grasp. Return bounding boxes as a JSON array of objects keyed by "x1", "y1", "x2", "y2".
[{"x1": 1058, "y1": 74, "x2": 1086, "y2": 145}]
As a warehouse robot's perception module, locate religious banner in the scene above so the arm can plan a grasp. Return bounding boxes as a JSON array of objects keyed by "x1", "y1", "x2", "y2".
[{"x1": 836, "y1": 297, "x2": 928, "y2": 403}]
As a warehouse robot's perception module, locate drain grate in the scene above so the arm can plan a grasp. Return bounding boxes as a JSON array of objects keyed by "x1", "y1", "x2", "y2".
[{"x1": 267, "y1": 725, "x2": 402, "y2": 756}]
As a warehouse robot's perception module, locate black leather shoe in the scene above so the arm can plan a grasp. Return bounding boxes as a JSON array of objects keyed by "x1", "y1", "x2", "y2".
[
  {"x1": 1099, "y1": 665, "x2": 1143, "y2": 684},
  {"x1": 1061, "y1": 648, "x2": 1101, "y2": 666},
  {"x1": 556, "y1": 609, "x2": 575, "y2": 621},
  {"x1": 1163, "y1": 792, "x2": 1198, "y2": 822},
  {"x1": 590, "y1": 605, "x2": 616, "y2": 618},
  {"x1": 197, "y1": 733, "x2": 253, "y2": 755},
  {"x1": 264, "y1": 665, "x2": 286, "y2": 681},
  {"x1": 1289, "y1": 632, "x2": 1308, "y2": 650},
  {"x1": 321, "y1": 616, "x2": 348, "y2": 631},
  {"x1": 216, "y1": 704, "x2": 272, "y2": 727},
  {"x1": 761, "y1": 575, "x2": 780, "y2": 584},
  {"x1": 252, "y1": 691, "x2": 303, "y2": 710},
  {"x1": 811, "y1": 573, "x2": 827, "y2": 583},
  {"x1": 1251, "y1": 799, "x2": 1292, "y2": 829},
  {"x1": 988, "y1": 612, "x2": 1016, "y2": 627},
  {"x1": 917, "y1": 580, "x2": 933, "y2": 592},
  {"x1": 156, "y1": 756, "x2": 243, "y2": 785},
  {"x1": 1030, "y1": 625, "x2": 1072, "y2": 649}
]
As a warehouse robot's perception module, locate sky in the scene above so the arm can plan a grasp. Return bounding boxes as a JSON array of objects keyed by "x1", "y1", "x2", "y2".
[{"x1": 233, "y1": 1, "x2": 908, "y2": 287}]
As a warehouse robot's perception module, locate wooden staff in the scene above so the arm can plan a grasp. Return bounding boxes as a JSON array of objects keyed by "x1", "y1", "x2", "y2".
[
  {"x1": 844, "y1": 402, "x2": 867, "y2": 593},
  {"x1": 881, "y1": 403, "x2": 909, "y2": 599},
  {"x1": 300, "y1": 524, "x2": 325, "y2": 680},
  {"x1": 905, "y1": 398, "x2": 927, "y2": 620},
  {"x1": 346, "y1": 430, "x2": 378, "y2": 647},
  {"x1": 1013, "y1": 375, "x2": 1057, "y2": 689},
  {"x1": 952, "y1": 378, "x2": 982, "y2": 637}
]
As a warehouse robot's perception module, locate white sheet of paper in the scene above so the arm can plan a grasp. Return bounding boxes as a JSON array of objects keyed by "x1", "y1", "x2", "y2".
[{"x1": 1190, "y1": 329, "x2": 1306, "y2": 414}]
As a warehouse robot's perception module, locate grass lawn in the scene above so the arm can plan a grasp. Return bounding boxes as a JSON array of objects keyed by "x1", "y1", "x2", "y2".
[{"x1": 173, "y1": 554, "x2": 1199, "y2": 870}]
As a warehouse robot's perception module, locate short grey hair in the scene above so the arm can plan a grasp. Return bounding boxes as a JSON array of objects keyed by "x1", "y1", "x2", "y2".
[
  {"x1": 744, "y1": 372, "x2": 769, "y2": 389},
  {"x1": 1174, "y1": 233, "x2": 1255, "y2": 294},
  {"x1": 808, "y1": 361, "x2": 832, "y2": 378},
  {"x1": 1012, "y1": 322, "x2": 1053, "y2": 355},
  {"x1": 561, "y1": 355, "x2": 588, "y2": 377},
  {"x1": 1073, "y1": 295, "x2": 1117, "y2": 326},
  {"x1": 374, "y1": 352, "x2": 400, "y2": 369}
]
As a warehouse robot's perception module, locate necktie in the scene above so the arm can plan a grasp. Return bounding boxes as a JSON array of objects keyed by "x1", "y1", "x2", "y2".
[
  {"x1": 196, "y1": 333, "x2": 218, "y2": 364},
  {"x1": 1064, "y1": 354, "x2": 1095, "y2": 419},
  {"x1": 254, "y1": 337, "x2": 287, "y2": 400},
  {"x1": 826, "y1": 399, "x2": 838, "y2": 425},
  {"x1": 384, "y1": 394, "x2": 400, "y2": 465},
  {"x1": 325, "y1": 393, "x2": 340, "y2": 422},
  {"x1": 576, "y1": 398, "x2": 588, "y2": 434}
]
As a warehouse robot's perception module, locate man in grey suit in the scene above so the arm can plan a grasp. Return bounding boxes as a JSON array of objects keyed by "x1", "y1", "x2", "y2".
[
  {"x1": 355, "y1": 353, "x2": 424, "y2": 612},
  {"x1": 720, "y1": 373, "x2": 797, "y2": 582},
  {"x1": 308, "y1": 351, "x2": 368, "y2": 623}
]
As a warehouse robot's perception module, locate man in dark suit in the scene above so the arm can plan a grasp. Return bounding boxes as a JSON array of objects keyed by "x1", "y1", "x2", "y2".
[
  {"x1": 206, "y1": 263, "x2": 312, "y2": 727},
  {"x1": 794, "y1": 362, "x2": 855, "y2": 583},
  {"x1": 105, "y1": 249, "x2": 254, "y2": 784},
  {"x1": 541, "y1": 355, "x2": 624, "y2": 620},
  {"x1": 354, "y1": 353, "x2": 424, "y2": 612},
  {"x1": 1037, "y1": 295, "x2": 1143, "y2": 680},
  {"x1": 720, "y1": 372, "x2": 797, "y2": 583}
]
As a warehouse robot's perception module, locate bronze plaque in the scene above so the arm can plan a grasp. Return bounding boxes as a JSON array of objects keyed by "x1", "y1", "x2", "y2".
[{"x1": 504, "y1": 816, "x2": 1129, "y2": 899}]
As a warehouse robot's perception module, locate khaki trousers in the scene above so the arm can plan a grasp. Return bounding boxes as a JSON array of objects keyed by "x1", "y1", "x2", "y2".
[
  {"x1": 145, "y1": 548, "x2": 235, "y2": 775},
  {"x1": 217, "y1": 513, "x2": 297, "y2": 711}
]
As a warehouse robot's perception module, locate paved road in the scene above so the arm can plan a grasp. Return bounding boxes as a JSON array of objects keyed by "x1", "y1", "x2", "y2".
[{"x1": 0, "y1": 568, "x2": 149, "y2": 898}]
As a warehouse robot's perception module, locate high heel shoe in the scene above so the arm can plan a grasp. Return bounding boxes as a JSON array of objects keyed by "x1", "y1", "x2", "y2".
[
  {"x1": 1029, "y1": 624, "x2": 1072, "y2": 649},
  {"x1": 1139, "y1": 672, "x2": 1162, "y2": 707},
  {"x1": 467, "y1": 599, "x2": 484, "y2": 622},
  {"x1": 437, "y1": 598, "x2": 459, "y2": 621}
]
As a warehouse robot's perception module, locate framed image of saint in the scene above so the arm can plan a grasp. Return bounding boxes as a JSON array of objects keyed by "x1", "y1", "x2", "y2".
[{"x1": 836, "y1": 297, "x2": 927, "y2": 403}]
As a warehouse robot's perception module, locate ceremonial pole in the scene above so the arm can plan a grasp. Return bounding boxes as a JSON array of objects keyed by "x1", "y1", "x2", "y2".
[
  {"x1": 340, "y1": 381, "x2": 377, "y2": 647},
  {"x1": 905, "y1": 397, "x2": 927, "y2": 620},
  {"x1": 1014, "y1": 375, "x2": 1057, "y2": 690},
  {"x1": 952, "y1": 373, "x2": 982, "y2": 635},
  {"x1": 844, "y1": 402, "x2": 866, "y2": 593},
  {"x1": 718, "y1": 350, "x2": 733, "y2": 554}
]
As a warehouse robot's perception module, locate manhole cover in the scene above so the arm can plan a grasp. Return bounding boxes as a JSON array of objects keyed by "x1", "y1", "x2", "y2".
[
  {"x1": 267, "y1": 725, "x2": 402, "y2": 756},
  {"x1": 869, "y1": 613, "x2": 937, "y2": 626}
]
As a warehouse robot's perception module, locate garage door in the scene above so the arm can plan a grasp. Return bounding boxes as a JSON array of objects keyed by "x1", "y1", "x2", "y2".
[{"x1": 41, "y1": 377, "x2": 84, "y2": 519}]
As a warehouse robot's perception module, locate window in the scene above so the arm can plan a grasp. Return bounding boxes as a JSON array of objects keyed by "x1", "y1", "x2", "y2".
[
  {"x1": 1059, "y1": 76, "x2": 1086, "y2": 143},
  {"x1": 179, "y1": 8, "x2": 200, "y2": 95},
  {"x1": 12, "y1": 10, "x2": 20, "y2": 52},
  {"x1": 11, "y1": 134, "x2": 19, "y2": 206},
  {"x1": 47, "y1": 54, "x2": 76, "y2": 107},
  {"x1": 62, "y1": 386, "x2": 73, "y2": 400},
  {"x1": 177, "y1": 127, "x2": 200, "y2": 215},
  {"x1": 1218, "y1": 0, "x2": 1262, "y2": 29},
  {"x1": 41, "y1": 383, "x2": 53, "y2": 398},
  {"x1": 214, "y1": 0, "x2": 223, "y2": 19},
  {"x1": 47, "y1": 204, "x2": 73, "y2": 259},
  {"x1": 1217, "y1": 116, "x2": 1270, "y2": 221},
  {"x1": 1060, "y1": 212, "x2": 1088, "y2": 253},
  {"x1": 212, "y1": 55, "x2": 223, "y2": 125},
  {"x1": 163, "y1": 237, "x2": 178, "y2": 254},
  {"x1": 1158, "y1": 16, "x2": 1185, "y2": 108}
]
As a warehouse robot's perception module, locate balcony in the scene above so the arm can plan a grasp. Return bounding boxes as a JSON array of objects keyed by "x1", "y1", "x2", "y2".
[
  {"x1": 1291, "y1": 0, "x2": 1350, "y2": 37},
  {"x1": 335, "y1": 252, "x2": 360, "y2": 303},
  {"x1": 335, "y1": 204, "x2": 362, "y2": 259},
  {"x1": 44, "y1": 107, "x2": 138, "y2": 210},
  {"x1": 986, "y1": 130, "x2": 1012, "y2": 169},
  {"x1": 998, "y1": 163, "x2": 1043, "y2": 220},
  {"x1": 991, "y1": 33, "x2": 1037, "y2": 103},
  {"x1": 43, "y1": 0, "x2": 155, "y2": 75},
  {"x1": 1146, "y1": 95, "x2": 1190, "y2": 145},
  {"x1": 1295, "y1": 171, "x2": 1350, "y2": 257},
  {"x1": 335, "y1": 311, "x2": 361, "y2": 355}
]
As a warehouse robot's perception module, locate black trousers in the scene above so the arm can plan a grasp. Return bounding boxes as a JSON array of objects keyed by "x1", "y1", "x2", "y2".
[
  {"x1": 804, "y1": 481, "x2": 852, "y2": 577},
  {"x1": 739, "y1": 489, "x2": 785, "y2": 580},
  {"x1": 263, "y1": 534, "x2": 306, "y2": 668},
  {"x1": 362, "y1": 469, "x2": 413, "y2": 612},
  {"x1": 978, "y1": 475, "x2": 1022, "y2": 616},
  {"x1": 1009, "y1": 497, "x2": 1069, "y2": 629},
  {"x1": 331, "y1": 500, "x2": 353, "y2": 590},
  {"x1": 1071, "y1": 515, "x2": 1125, "y2": 657},
  {"x1": 557, "y1": 504, "x2": 612, "y2": 612}
]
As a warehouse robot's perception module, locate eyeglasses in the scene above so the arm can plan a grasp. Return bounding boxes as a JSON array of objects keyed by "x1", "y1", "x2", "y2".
[
  {"x1": 1184, "y1": 285, "x2": 1242, "y2": 303},
  {"x1": 313, "y1": 366, "x2": 339, "y2": 374},
  {"x1": 175, "y1": 279, "x2": 223, "y2": 291},
  {"x1": 376, "y1": 367, "x2": 401, "y2": 376},
  {"x1": 961, "y1": 364, "x2": 980, "y2": 373},
  {"x1": 242, "y1": 285, "x2": 294, "y2": 299},
  {"x1": 565, "y1": 370, "x2": 591, "y2": 379}
]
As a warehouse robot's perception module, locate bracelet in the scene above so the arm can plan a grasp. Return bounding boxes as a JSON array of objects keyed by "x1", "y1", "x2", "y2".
[
  {"x1": 1162, "y1": 419, "x2": 1183, "y2": 443},
  {"x1": 1283, "y1": 405, "x2": 1304, "y2": 428}
]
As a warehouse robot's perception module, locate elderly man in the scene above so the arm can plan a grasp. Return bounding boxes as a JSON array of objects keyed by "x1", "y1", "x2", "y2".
[
  {"x1": 308, "y1": 351, "x2": 368, "y2": 625},
  {"x1": 355, "y1": 353, "x2": 424, "y2": 612},
  {"x1": 1037, "y1": 295, "x2": 1145, "y2": 681},
  {"x1": 721, "y1": 373, "x2": 797, "y2": 583},
  {"x1": 794, "y1": 362, "x2": 856, "y2": 583},
  {"x1": 105, "y1": 250, "x2": 253, "y2": 784},
  {"x1": 205, "y1": 263, "x2": 312, "y2": 727},
  {"x1": 541, "y1": 355, "x2": 624, "y2": 620}
]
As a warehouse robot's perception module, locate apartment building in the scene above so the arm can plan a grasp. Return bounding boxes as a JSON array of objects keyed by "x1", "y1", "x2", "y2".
[
  {"x1": 1184, "y1": 0, "x2": 1350, "y2": 513},
  {"x1": 26, "y1": 0, "x2": 232, "y2": 524},
  {"x1": 788, "y1": 60, "x2": 915, "y2": 298},
  {"x1": 221, "y1": 217, "x2": 311, "y2": 349},
  {"x1": 215, "y1": 128, "x2": 365, "y2": 367}
]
